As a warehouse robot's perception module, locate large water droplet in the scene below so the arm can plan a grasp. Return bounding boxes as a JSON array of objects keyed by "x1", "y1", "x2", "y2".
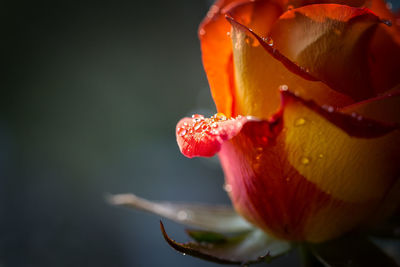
[
  {"x1": 223, "y1": 184, "x2": 232, "y2": 193},
  {"x1": 177, "y1": 210, "x2": 188, "y2": 221},
  {"x1": 192, "y1": 114, "x2": 204, "y2": 119},
  {"x1": 294, "y1": 118, "x2": 306, "y2": 126},
  {"x1": 300, "y1": 157, "x2": 310, "y2": 165},
  {"x1": 279, "y1": 84, "x2": 288, "y2": 91},
  {"x1": 177, "y1": 127, "x2": 187, "y2": 137}
]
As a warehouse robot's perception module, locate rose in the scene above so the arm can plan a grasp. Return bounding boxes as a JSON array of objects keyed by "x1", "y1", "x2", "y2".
[{"x1": 176, "y1": 0, "x2": 400, "y2": 243}]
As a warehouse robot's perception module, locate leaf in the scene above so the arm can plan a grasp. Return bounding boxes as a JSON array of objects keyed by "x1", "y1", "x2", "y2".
[
  {"x1": 186, "y1": 229, "x2": 228, "y2": 244},
  {"x1": 309, "y1": 235, "x2": 399, "y2": 267},
  {"x1": 160, "y1": 221, "x2": 291, "y2": 266},
  {"x1": 107, "y1": 193, "x2": 253, "y2": 233}
]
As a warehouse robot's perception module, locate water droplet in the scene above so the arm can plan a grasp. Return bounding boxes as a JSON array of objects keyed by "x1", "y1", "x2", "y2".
[
  {"x1": 223, "y1": 184, "x2": 232, "y2": 193},
  {"x1": 245, "y1": 36, "x2": 253, "y2": 45},
  {"x1": 177, "y1": 127, "x2": 187, "y2": 137},
  {"x1": 194, "y1": 121, "x2": 204, "y2": 131},
  {"x1": 386, "y1": 2, "x2": 393, "y2": 10},
  {"x1": 177, "y1": 210, "x2": 188, "y2": 220},
  {"x1": 265, "y1": 37, "x2": 274, "y2": 46},
  {"x1": 300, "y1": 157, "x2": 310, "y2": 165},
  {"x1": 214, "y1": 113, "x2": 227, "y2": 121},
  {"x1": 294, "y1": 118, "x2": 306, "y2": 126},
  {"x1": 211, "y1": 130, "x2": 219, "y2": 135},
  {"x1": 279, "y1": 84, "x2": 288, "y2": 91},
  {"x1": 256, "y1": 147, "x2": 263, "y2": 152},
  {"x1": 182, "y1": 253, "x2": 187, "y2": 256},
  {"x1": 202, "y1": 124, "x2": 210, "y2": 131},
  {"x1": 381, "y1": 19, "x2": 392, "y2": 26},
  {"x1": 226, "y1": 31, "x2": 231, "y2": 37},
  {"x1": 287, "y1": 4, "x2": 294, "y2": 10},
  {"x1": 192, "y1": 114, "x2": 204, "y2": 120},
  {"x1": 318, "y1": 154, "x2": 324, "y2": 159},
  {"x1": 199, "y1": 28, "x2": 206, "y2": 36}
]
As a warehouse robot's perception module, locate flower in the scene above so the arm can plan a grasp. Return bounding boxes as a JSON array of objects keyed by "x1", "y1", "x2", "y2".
[{"x1": 176, "y1": 0, "x2": 400, "y2": 243}]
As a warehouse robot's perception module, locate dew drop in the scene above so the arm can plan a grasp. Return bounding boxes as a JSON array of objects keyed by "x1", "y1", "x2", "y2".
[
  {"x1": 199, "y1": 28, "x2": 206, "y2": 36},
  {"x1": 193, "y1": 122, "x2": 201, "y2": 131},
  {"x1": 177, "y1": 210, "x2": 188, "y2": 221},
  {"x1": 265, "y1": 37, "x2": 274, "y2": 46},
  {"x1": 192, "y1": 114, "x2": 204, "y2": 119},
  {"x1": 381, "y1": 19, "x2": 392, "y2": 26},
  {"x1": 300, "y1": 157, "x2": 310, "y2": 165},
  {"x1": 294, "y1": 118, "x2": 306, "y2": 126},
  {"x1": 177, "y1": 127, "x2": 187, "y2": 137},
  {"x1": 223, "y1": 184, "x2": 232, "y2": 193},
  {"x1": 245, "y1": 36, "x2": 253, "y2": 45},
  {"x1": 226, "y1": 31, "x2": 231, "y2": 37},
  {"x1": 214, "y1": 112, "x2": 227, "y2": 121},
  {"x1": 279, "y1": 84, "x2": 288, "y2": 91}
]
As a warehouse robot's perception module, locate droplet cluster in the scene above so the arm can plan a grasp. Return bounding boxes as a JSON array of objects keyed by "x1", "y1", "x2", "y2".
[{"x1": 176, "y1": 113, "x2": 241, "y2": 138}]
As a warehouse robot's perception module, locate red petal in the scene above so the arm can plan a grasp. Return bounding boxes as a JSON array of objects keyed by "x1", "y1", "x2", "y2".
[{"x1": 176, "y1": 114, "x2": 263, "y2": 158}]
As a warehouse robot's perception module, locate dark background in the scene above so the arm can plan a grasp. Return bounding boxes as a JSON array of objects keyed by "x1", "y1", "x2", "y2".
[{"x1": 2, "y1": 1, "x2": 399, "y2": 266}]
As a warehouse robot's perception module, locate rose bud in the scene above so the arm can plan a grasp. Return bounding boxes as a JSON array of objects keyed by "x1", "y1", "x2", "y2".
[{"x1": 176, "y1": 0, "x2": 400, "y2": 243}]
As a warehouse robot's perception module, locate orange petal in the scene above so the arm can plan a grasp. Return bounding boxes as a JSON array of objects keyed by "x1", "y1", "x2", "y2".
[
  {"x1": 199, "y1": 0, "x2": 282, "y2": 116},
  {"x1": 199, "y1": 0, "x2": 239, "y2": 116},
  {"x1": 228, "y1": 15, "x2": 353, "y2": 119},
  {"x1": 270, "y1": 4, "x2": 385, "y2": 100}
]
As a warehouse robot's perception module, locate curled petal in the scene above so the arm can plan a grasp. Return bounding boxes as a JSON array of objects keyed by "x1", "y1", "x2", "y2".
[
  {"x1": 227, "y1": 13, "x2": 353, "y2": 119},
  {"x1": 341, "y1": 89, "x2": 400, "y2": 125},
  {"x1": 176, "y1": 114, "x2": 264, "y2": 158},
  {"x1": 270, "y1": 4, "x2": 386, "y2": 100}
]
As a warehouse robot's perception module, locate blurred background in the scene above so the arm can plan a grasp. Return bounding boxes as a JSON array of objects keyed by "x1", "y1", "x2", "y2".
[{"x1": 2, "y1": 1, "x2": 400, "y2": 266}]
